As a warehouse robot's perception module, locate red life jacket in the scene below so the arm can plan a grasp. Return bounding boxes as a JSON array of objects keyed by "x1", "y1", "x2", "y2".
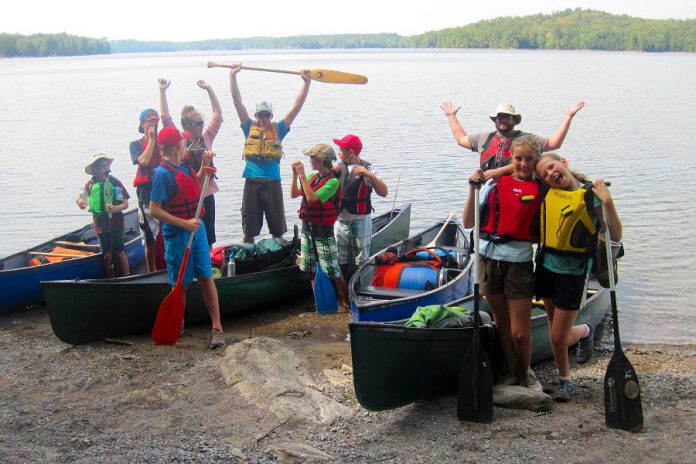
[
  {"x1": 299, "y1": 173, "x2": 341, "y2": 227},
  {"x1": 133, "y1": 139, "x2": 161, "y2": 187},
  {"x1": 479, "y1": 130, "x2": 520, "y2": 171},
  {"x1": 338, "y1": 160, "x2": 373, "y2": 215},
  {"x1": 480, "y1": 176, "x2": 540, "y2": 243},
  {"x1": 160, "y1": 162, "x2": 205, "y2": 220}
]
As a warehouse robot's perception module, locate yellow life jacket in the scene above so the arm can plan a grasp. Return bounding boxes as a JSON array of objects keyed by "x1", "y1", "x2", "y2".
[
  {"x1": 243, "y1": 122, "x2": 284, "y2": 160},
  {"x1": 540, "y1": 185, "x2": 597, "y2": 255}
]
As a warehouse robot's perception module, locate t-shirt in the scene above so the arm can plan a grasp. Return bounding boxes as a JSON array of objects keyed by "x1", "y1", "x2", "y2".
[
  {"x1": 83, "y1": 176, "x2": 130, "y2": 234},
  {"x1": 241, "y1": 118, "x2": 289, "y2": 180},
  {"x1": 150, "y1": 161, "x2": 198, "y2": 238},
  {"x1": 468, "y1": 131, "x2": 548, "y2": 167},
  {"x1": 306, "y1": 173, "x2": 339, "y2": 203},
  {"x1": 129, "y1": 139, "x2": 156, "y2": 203},
  {"x1": 337, "y1": 161, "x2": 379, "y2": 221}
]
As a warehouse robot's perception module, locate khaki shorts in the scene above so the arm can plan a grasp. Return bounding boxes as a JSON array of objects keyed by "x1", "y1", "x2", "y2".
[{"x1": 478, "y1": 256, "x2": 534, "y2": 299}]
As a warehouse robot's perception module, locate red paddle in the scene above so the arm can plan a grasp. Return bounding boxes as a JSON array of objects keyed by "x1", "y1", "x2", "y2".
[{"x1": 152, "y1": 166, "x2": 216, "y2": 345}]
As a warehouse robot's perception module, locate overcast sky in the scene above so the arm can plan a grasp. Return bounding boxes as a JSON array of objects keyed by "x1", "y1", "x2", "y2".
[{"x1": 2, "y1": 0, "x2": 695, "y2": 41}]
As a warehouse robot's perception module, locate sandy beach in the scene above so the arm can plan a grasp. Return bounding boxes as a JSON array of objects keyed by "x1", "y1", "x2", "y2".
[{"x1": 1, "y1": 298, "x2": 695, "y2": 463}]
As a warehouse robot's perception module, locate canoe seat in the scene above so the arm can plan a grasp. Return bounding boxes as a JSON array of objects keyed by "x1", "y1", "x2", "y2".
[{"x1": 358, "y1": 285, "x2": 425, "y2": 300}]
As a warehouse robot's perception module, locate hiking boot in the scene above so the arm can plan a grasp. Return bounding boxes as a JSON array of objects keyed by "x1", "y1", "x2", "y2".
[
  {"x1": 576, "y1": 324, "x2": 594, "y2": 364},
  {"x1": 552, "y1": 379, "x2": 576, "y2": 402},
  {"x1": 209, "y1": 328, "x2": 226, "y2": 350}
]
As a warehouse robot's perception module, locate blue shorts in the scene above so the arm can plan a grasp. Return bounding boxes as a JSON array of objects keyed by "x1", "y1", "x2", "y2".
[{"x1": 164, "y1": 223, "x2": 212, "y2": 286}]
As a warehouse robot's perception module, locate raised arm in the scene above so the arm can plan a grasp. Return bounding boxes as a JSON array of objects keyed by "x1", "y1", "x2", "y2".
[
  {"x1": 283, "y1": 71, "x2": 311, "y2": 128},
  {"x1": 441, "y1": 102, "x2": 472, "y2": 150},
  {"x1": 158, "y1": 79, "x2": 172, "y2": 121},
  {"x1": 198, "y1": 80, "x2": 222, "y2": 116},
  {"x1": 228, "y1": 65, "x2": 250, "y2": 124},
  {"x1": 138, "y1": 125, "x2": 157, "y2": 166},
  {"x1": 544, "y1": 102, "x2": 585, "y2": 151}
]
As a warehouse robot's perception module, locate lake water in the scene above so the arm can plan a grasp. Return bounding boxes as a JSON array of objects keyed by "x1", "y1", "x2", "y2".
[{"x1": 1, "y1": 49, "x2": 694, "y2": 344}]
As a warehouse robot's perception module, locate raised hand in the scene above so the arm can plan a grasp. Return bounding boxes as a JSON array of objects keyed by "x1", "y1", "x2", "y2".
[{"x1": 441, "y1": 101, "x2": 461, "y2": 117}]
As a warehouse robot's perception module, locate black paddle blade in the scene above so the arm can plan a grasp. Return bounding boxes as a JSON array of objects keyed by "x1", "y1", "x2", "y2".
[
  {"x1": 457, "y1": 343, "x2": 494, "y2": 423},
  {"x1": 604, "y1": 350, "x2": 644, "y2": 432}
]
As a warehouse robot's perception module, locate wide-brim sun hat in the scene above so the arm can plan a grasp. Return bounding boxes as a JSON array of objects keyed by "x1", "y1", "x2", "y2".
[
  {"x1": 489, "y1": 102, "x2": 522, "y2": 125},
  {"x1": 303, "y1": 143, "x2": 337, "y2": 163},
  {"x1": 85, "y1": 153, "x2": 114, "y2": 175}
]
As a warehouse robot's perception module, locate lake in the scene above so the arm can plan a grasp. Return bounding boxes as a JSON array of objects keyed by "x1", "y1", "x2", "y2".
[{"x1": 1, "y1": 48, "x2": 694, "y2": 344}]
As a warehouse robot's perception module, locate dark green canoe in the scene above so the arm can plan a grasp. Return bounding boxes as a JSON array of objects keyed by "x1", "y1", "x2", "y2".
[
  {"x1": 44, "y1": 204, "x2": 411, "y2": 345},
  {"x1": 349, "y1": 280, "x2": 609, "y2": 411}
]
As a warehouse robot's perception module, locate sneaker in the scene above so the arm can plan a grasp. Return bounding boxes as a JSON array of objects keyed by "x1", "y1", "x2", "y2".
[
  {"x1": 521, "y1": 369, "x2": 542, "y2": 389},
  {"x1": 576, "y1": 324, "x2": 595, "y2": 364},
  {"x1": 552, "y1": 379, "x2": 576, "y2": 402},
  {"x1": 209, "y1": 328, "x2": 226, "y2": 350}
]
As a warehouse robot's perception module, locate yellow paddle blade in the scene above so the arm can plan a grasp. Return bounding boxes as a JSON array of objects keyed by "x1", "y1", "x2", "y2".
[{"x1": 307, "y1": 69, "x2": 368, "y2": 85}]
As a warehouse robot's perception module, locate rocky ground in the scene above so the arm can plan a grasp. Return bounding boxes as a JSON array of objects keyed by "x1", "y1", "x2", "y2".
[{"x1": 1, "y1": 298, "x2": 695, "y2": 463}]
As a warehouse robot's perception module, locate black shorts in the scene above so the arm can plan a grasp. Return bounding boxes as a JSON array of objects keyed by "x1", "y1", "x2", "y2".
[
  {"x1": 97, "y1": 228, "x2": 125, "y2": 253},
  {"x1": 202, "y1": 194, "x2": 216, "y2": 246},
  {"x1": 534, "y1": 264, "x2": 586, "y2": 310},
  {"x1": 241, "y1": 179, "x2": 287, "y2": 237}
]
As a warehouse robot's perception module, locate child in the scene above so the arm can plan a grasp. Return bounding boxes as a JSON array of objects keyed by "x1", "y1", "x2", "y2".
[
  {"x1": 290, "y1": 143, "x2": 350, "y2": 312},
  {"x1": 534, "y1": 152, "x2": 621, "y2": 401},
  {"x1": 148, "y1": 126, "x2": 225, "y2": 349},
  {"x1": 77, "y1": 154, "x2": 130, "y2": 277},
  {"x1": 462, "y1": 135, "x2": 541, "y2": 387}
]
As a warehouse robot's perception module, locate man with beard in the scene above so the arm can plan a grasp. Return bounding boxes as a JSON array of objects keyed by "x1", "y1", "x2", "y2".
[{"x1": 440, "y1": 101, "x2": 584, "y2": 180}]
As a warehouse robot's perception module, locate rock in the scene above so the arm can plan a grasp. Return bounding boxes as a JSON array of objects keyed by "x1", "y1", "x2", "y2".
[
  {"x1": 217, "y1": 337, "x2": 352, "y2": 424},
  {"x1": 270, "y1": 442, "x2": 332, "y2": 462},
  {"x1": 323, "y1": 368, "x2": 352, "y2": 386},
  {"x1": 492, "y1": 384, "x2": 554, "y2": 412}
]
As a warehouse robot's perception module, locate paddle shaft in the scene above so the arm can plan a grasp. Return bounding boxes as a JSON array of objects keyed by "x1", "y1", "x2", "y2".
[
  {"x1": 603, "y1": 208, "x2": 622, "y2": 351},
  {"x1": 425, "y1": 210, "x2": 456, "y2": 248},
  {"x1": 389, "y1": 177, "x2": 401, "y2": 221},
  {"x1": 207, "y1": 62, "x2": 368, "y2": 85}
]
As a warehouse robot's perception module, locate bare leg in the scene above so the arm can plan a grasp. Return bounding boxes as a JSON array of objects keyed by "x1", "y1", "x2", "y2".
[
  {"x1": 545, "y1": 300, "x2": 578, "y2": 378},
  {"x1": 116, "y1": 251, "x2": 130, "y2": 276},
  {"x1": 508, "y1": 297, "x2": 533, "y2": 377},
  {"x1": 103, "y1": 251, "x2": 114, "y2": 276},
  {"x1": 198, "y1": 277, "x2": 222, "y2": 331},
  {"x1": 243, "y1": 234, "x2": 255, "y2": 244},
  {"x1": 334, "y1": 275, "x2": 350, "y2": 308},
  {"x1": 486, "y1": 294, "x2": 517, "y2": 378}
]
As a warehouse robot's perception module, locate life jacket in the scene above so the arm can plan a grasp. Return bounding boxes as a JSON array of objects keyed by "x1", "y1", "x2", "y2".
[
  {"x1": 133, "y1": 139, "x2": 161, "y2": 187},
  {"x1": 540, "y1": 183, "x2": 597, "y2": 256},
  {"x1": 160, "y1": 162, "x2": 205, "y2": 220},
  {"x1": 338, "y1": 160, "x2": 373, "y2": 215},
  {"x1": 299, "y1": 173, "x2": 341, "y2": 227},
  {"x1": 243, "y1": 122, "x2": 284, "y2": 160},
  {"x1": 87, "y1": 176, "x2": 123, "y2": 216},
  {"x1": 182, "y1": 136, "x2": 208, "y2": 172},
  {"x1": 479, "y1": 130, "x2": 520, "y2": 171},
  {"x1": 480, "y1": 176, "x2": 540, "y2": 243}
]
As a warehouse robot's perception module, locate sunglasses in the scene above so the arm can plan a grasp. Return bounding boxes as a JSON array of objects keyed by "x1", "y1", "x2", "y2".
[
  {"x1": 190, "y1": 120, "x2": 205, "y2": 128},
  {"x1": 256, "y1": 112, "x2": 272, "y2": 119},
  {"x1": 496, "y1": 113, "x2": 514, "y2": 120}
]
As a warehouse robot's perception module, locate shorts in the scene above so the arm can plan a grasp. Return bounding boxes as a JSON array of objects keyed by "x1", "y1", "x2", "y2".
[
  {"x1": 97, "y1": 228, "x2": 125, "y2": 253},
  {"x1": 534, "y1": 264, "x2": 586, "y2": 310},
  {"x1": 164, "y1": 223, "x2": 212, "y2": 286},
  {"x1": 478, "y1": 256, "x2": 534, "y2": 299},
  {"x1": 241, "y1": 179, "x2": 287, "y2": 237},
  {"x1": 299, "y1": 231, "x2": 342, "y2": 278},
  {"x1": 138, "y1": 202, "x2": 161, "y2": 246},
  {"x1": 202, "y1": 194, "x2": 216, "y2": 246},
  {"x1": 335, "y1": 216, "x2": 372, "y2": 267}
]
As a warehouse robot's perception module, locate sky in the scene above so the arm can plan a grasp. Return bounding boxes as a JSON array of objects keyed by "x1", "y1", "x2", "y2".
[{"x1": 2, "y1": 0, "x2": 695, "y2": 42}]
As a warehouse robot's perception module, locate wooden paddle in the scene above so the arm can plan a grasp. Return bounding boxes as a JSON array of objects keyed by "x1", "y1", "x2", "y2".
[
  {"x1": 603, "y1": 206, "x2": 643, "y2": 432},
  {"x1": 308, "y1": 223, "x2": 338, "y2": 314},
  {"x1": 457, "y1": 180, "x2": 494, "y2": 422},
  {"x1": 207, "y1": 62, "x2": 368, "y2": 85},
  {"x1": 425, "y1": 209, "x2": 456, "y2": 248},
  {"x1": 152, "y1": 166, "x2": 216, "y2": 345},
  {"x1": 54, "y1": 240, "x2": 101, "y2": 249},
  {"x1": 29, "y1": 251, "x2": 94, "y2": 258}
]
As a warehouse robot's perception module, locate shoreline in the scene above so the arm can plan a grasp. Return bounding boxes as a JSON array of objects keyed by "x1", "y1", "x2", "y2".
[{"x1": 1, "y1": 301, "x2": 695, "y2": 463}]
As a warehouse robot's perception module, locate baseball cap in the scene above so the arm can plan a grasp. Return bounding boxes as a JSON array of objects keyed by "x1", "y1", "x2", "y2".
[{"x1": 333, "y1": 134, "x2": 363, "y2": 155}]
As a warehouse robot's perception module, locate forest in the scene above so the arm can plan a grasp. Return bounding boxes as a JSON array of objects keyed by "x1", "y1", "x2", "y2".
[{"x1": 0, "y1": 33, "x2": 110, "y2": 57}]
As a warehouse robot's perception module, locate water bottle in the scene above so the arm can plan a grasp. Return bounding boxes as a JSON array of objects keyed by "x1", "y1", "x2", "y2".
[
  {"x1": 113, "y1": 186, "x2": 123, "y2": 202},
  {"x1": 226, "y1": 252, "x2": 236, "y2": 277}
]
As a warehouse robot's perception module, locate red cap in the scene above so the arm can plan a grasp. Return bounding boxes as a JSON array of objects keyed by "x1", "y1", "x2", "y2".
[
  {"x1": 157, "y1": 126, "x2": 183, "y2": 149},
  {"x1": 333, "y1": 134, "x2": 362, "y2": 155}
]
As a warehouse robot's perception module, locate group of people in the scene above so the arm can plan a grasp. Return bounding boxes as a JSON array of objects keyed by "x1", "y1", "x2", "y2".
[{"x1": 448, "y1": 101, "x2": 621, "y2": 402}]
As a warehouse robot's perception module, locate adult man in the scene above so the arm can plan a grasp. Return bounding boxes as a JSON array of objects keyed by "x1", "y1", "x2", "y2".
[
  {"x1": 130, "y1": 108, "x2": 162, "y2": 271},
  {"x1": 441, "y1": 101, "x2": 585, "y2": 179},
  {"x1": 333, "y1": 134, "x2": 388, "y2": 278},
  {"x1": 229, "y1": 65, "x2": 311, "y2": 243}
]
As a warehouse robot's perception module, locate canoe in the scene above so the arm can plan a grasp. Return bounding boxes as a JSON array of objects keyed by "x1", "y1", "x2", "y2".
[
  {"x1": 43, "y1": 204, "x2": 411, "y2": 345},
  {"x1": 349, "y1": 280, "x2": 610, "y2": 411},
  {"x1": 0, "y1": 209, "x2": 144, "y2": 314},
  {"x1": 349, "y1": 217, "x2": 473, "y2": 322}
]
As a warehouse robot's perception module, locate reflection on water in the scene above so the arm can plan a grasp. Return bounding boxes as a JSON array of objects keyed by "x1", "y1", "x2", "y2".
[{"x1": 1, "y1": 49, "x2": 694, "y2": 343}]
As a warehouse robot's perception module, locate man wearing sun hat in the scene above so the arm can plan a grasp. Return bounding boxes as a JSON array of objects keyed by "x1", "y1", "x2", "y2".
[
  {"x1": 440, "y1": 100, "x2": 585, "y2": 179},
  {"x1": 332, "y1": 134, "x2": 388, "y2": 279},
  {"x1": 130, "y1": 108, "x2": 163, "y2": 271},
  {"x1": 76, "y1": 153, "x2": 131, "y2": 276},
  {"x1": 229, "y1": 64, "x2": 312, "y2": 243}
]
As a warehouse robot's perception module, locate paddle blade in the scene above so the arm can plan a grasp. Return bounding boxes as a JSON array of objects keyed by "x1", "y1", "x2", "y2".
[
  {"x1": 152, "y1": 287, "x2": 185, "y2": 345},
  {"x1": 457, "y1": 337, "x2": 494, "y2": 422},
  {"x1": 307, "y1": 69, "x2": 368, "y2": 85},
  {"x1": 604, "y1": 350, "x2": 644, "y2": 432},
  {"x1": 314, "y1": 264, "x2": 338, "y2": 314}
]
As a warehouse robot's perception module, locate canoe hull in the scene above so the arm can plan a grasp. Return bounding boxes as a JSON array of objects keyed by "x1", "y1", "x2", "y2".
[
  {"x1": 350, "y1": 283, "x2": 609, "y2": 411},
  {"x1": 0, "y1": 209, "x2": 144, "y2": 314}
]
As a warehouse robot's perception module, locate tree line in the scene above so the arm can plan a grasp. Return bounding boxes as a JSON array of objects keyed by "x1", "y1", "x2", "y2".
[{"x1": 0, "y1": 33, "x2": 110, "y2": 58}]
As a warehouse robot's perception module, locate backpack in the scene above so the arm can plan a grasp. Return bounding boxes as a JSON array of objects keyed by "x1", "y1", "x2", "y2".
[{"x1": 591, "y1": 238, "x2": 624, "y2": 288}]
